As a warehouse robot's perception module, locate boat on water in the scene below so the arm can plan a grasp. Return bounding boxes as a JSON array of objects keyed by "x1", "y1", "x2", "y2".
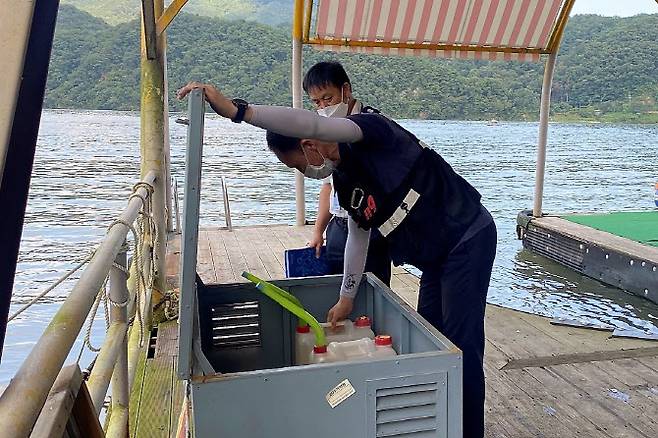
[{"x1": 1, "y1": 1, "x2": 657, "y2": 437}]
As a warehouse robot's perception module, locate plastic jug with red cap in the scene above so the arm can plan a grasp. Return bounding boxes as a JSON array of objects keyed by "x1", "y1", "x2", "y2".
[
  {"x1": 310, "y1": 335, "x2": 397, "y2": 364},
  {"x1": 296, "y1": 316, "x2": 376, "y2": 365}
]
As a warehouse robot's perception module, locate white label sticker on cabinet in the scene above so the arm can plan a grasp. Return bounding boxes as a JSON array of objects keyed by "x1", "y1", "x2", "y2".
[{"x1": 326, "y1": 379, "x2": 356, "y2": 408}]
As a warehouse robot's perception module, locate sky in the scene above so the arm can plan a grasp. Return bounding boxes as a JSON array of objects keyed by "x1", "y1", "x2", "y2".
[{"x1": 571, "y1": 0, "x2": 658, "y2": 17}]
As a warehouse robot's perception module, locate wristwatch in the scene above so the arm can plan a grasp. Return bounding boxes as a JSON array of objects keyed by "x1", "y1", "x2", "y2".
[{"x1": 231, "y1": 98, "x2": 249, "y2": 123}]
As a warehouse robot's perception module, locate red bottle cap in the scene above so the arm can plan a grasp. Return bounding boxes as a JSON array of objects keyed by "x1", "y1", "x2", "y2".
[
  {"x1": 375, "y1": 335, "x2": 392, "y2": 346},
  {"x1": 313, "y1": 345, "x2": 327, "y2": 354},
  {"x1": 355, "y1": 316, "x2": 372, "y2": 327},
  {"x1": 296, "y1": 325, "x2": 310, "y2": 333}
]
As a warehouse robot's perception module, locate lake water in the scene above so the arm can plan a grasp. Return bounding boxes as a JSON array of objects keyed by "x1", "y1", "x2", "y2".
[{"x1": 2, "y1": 110, "x2": 658, "y2": 385}]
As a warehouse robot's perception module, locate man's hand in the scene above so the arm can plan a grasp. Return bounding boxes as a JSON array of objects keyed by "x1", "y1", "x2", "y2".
[
  {"x1": 176, "y1": 82, "x2": 237, "y2": 119},
  {"x1": 327, "y1": 296, "x2": 354, "y2": 327},
  {"x1": 307, "y1": 231, "x2": 324, "y2": 258}
]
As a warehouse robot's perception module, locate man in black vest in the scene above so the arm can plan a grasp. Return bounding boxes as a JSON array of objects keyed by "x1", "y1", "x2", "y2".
[{"x1": 177, "y1": 81, "x2": 497, "y2": 438}]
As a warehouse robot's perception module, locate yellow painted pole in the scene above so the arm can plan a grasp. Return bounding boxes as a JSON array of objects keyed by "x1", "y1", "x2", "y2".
[
  {"x1": 292, "y1": 0, "x2": 305, "y2": 226},
  {"x1": 140, "y1": 0, "x2": 167, "y2": 304}
]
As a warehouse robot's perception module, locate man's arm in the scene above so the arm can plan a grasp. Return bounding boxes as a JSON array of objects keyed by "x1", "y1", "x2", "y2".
[
  {"x1": 327, "y1": 216, "x2": 370, "y2": 324},
  {"x1": 176, "y1": 82, "x2": 364, "y2": 142},
  {"x1": 309, "y1": 182, "x2": 332, "y2": 257}
]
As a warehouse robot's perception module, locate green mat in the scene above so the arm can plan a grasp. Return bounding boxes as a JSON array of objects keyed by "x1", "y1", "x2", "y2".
[{"x1": 562, "y1": 211, "x2": 658, "y2": 247}]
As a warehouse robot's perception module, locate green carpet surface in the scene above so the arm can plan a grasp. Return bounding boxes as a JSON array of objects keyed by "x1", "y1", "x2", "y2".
[{"x1": 562, "y1": 211, "x2": 658, "y2": 247}]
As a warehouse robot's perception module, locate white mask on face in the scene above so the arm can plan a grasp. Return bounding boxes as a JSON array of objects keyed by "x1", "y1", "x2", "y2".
[
  {"x1": 302, "y1": 148, "x2": 336, "y2": 179},
  {"x1": 304, "y1": 157, "x2": 335, "y2": 179},
  {"x1": 316, "y1": 88, "x2": 349, "y2": 118}
]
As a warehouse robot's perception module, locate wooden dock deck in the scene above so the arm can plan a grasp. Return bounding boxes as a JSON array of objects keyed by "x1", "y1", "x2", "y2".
[{"x1": 133, "y1": 224, "x2": 658, "y2": 437}]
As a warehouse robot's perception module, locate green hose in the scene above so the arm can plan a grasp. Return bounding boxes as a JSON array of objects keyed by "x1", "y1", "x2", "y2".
[
  {"x1": 242, "y1": 272, "x2": 304, "y2": 308},
  {"x1": 254, "y1": 282, "x2": 326, "y2": 347},
  {"x1": 242, "y1": 272, "x2": 307, "y2": 328}
]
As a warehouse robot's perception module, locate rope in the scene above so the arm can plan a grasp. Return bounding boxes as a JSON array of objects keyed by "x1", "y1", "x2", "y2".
[
  {"x1": 8, "y1": 250, "x2": 96, "y2": 322},
  {"x1": 75, "y1": 180, "x2": 158, "y2": 362},
  {"x1": 81, "y1": 276, "x2": 109, "y2": 354}
]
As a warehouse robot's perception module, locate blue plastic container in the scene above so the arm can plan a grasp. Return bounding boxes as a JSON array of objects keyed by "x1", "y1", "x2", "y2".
[{"x1": 284, "y1": 246, "x2": 330, "y2": 278}]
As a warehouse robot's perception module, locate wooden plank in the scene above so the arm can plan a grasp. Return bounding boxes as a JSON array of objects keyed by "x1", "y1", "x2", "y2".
[
  {"x1": 581, "y1": 360, "x2": 658, "y2": 421},
  {"x1": 68, "y1": 381, "x2": 104, "y2": 438},
  {"x1": 551, "y1": 363, "x2": 658, "y2": 437},
  {"x1": 501, "y1": 347, "x2": 658, "y2": 370},
  {"x1": 500, "y1": 365, "x2": 616, "y2": 437},
  {"x1": 221, "y1": 231, "x2": 250, "y2": 283},
  {"x1": 31, "y1": 365, "x2": 83, "y2": 438},
  {"x1": 524, "y1": 365, "x2": 622, "y2": 437},
  {"x1": 234, "y1": 228, "x2": 270, "y2": 280},
  {"x1": 511, "y1": 308, "x2": 657, "y2": 353},
  {"x1": 196, "y1": 230, "x2": 217, "y2": 284},
  {"x1": 155, "y1": 320, "x2": 180, "y2": 360},
  {"x1": 129, "y1": 346, "x2": 148, "y2": 437},
  {"x1": 134, "y1": 358, "x2": 175, "y2": 437},
  {"x1": 206, "y1": 230, "x2": 237, "y2": 284},
  {"x1": 169, "y1": 360, "x2": 185, "y2": 438}
]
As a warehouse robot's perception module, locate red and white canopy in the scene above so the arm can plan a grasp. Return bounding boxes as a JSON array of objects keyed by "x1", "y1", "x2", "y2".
[{"x1": 307, "y1": 0, "x2": 571, "y2": 61}]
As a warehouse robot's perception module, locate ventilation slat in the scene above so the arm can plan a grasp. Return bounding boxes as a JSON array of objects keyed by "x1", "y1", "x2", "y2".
[
  {"x1": 377, "y1": 383, "x2": 437, "y2": 397},
  {"x1": 376, "y1": 417, "x2": 438, "y2": 437},
  {"x1": 212, "y1": 322, "x2": 260, "y2": 334},
  {"x1": 377, "y1": 404, "x2": 436, "y2": 424},
  {"x1": 376, "y1": 391, "x2": 437, "y2": 411},
  {"x1": 211, "y1": 301, "x2": 261, "y2": 349}
]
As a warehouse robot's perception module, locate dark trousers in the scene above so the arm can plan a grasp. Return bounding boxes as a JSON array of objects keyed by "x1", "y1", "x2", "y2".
[
  {"x1": 325, "y1": 216, "x2": 392, "y2": 286},
  {"x1": 417, "y1": 221, "x2": 497, "y2": 438}
]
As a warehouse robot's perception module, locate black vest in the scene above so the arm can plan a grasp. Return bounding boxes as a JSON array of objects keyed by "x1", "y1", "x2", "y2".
[{"x1": 332, "y1": 119, "x2": 482, "y2": 270}]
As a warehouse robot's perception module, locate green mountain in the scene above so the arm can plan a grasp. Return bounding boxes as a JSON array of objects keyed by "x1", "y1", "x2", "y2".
[
  {"x1": 61, "y1": 0, "x2": 292, "y2": 25},
  {"x1": 45, "y1": 5, "x2": 658, "y2": 121}
]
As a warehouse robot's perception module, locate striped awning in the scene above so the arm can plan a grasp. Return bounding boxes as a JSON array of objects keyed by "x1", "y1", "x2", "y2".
[{"x1": 305, "y1": 0, "x2": 573, "y2": 61}]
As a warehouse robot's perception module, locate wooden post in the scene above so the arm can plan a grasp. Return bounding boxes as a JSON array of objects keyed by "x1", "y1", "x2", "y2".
[{"x1": 140, "y1": 0, "x2": 167, "y2": 304}]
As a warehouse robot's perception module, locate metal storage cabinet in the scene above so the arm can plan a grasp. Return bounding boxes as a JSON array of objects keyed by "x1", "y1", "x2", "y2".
[{"x1": 189, "y1": 274, "x2": 462, "y2": 438}]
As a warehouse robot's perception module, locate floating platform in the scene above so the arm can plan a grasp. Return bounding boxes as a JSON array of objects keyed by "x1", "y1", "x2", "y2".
[
  {"x1": 131, "y1": 225, "x2": 658, "y2": 437},
  {"x1": 518, "y1": 210, "x2": 658, "y2": 305}
]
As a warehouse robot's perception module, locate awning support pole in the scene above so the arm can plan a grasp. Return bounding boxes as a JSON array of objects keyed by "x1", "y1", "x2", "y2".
[
  {"x1": 533, "y1": 51, "x2": 558, "y2": 218},
  {"x1": 292, "y1": 0, "x2": 305, "y2": 226}
]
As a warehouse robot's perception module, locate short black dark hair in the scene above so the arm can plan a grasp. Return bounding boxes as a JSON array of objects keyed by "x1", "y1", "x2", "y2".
[
  {"x1": 303, "y1": 61, "x2": 351, "y2": 93},
  {"x1": 266, "y1": 130, "x2": 302, "y2": 154}
]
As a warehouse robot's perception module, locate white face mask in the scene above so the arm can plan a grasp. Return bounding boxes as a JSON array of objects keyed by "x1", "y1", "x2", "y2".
[
  {"x1": 302, "y1": 148, "x2": 336, "y2": 179},
  {"x1": 304, "y1": 157, "x2": 335, "y2": 179},
  {"x1": 316, "y1": 88, "x2": 349, "y2": 118}
]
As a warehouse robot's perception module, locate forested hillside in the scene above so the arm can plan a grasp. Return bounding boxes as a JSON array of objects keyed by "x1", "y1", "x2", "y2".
[
  {"x1": 45, "y1": 5, "x2": 658, "y2": 121},
  {"x1": 61, "y1": 0, "x2": 293, "y2": 25}
]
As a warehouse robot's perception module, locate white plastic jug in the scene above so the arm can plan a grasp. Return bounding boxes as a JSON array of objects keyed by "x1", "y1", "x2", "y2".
[
  {"x1": 294, "y1": 325, "x2": 316, "y2": 365},
  {"x1": 295, "y1": 320, "x2": 355, "y2": 365},
  {"x1": 352, "y1": 316, "x2": 375, "y2": 340},
  {"x1": 310, "y1": 335, "x2": 397, "y2": 364},
  {"x1": 296, "y1": 317, "x2": 376, "y2": 365}
]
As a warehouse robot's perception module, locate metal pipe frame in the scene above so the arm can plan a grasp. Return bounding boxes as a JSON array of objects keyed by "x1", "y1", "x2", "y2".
[
  {"x1": 533, "y1": 52, "x2": 558, "y2": 217},
  {"x1": 140, "y1": 0, "x2": 168, "y2": 306},
  {"x1": 221, "y1": 176, "x2": 233, "y2": 231},
  {"x1": 292, "y1": 0, "x2": 306, "y2": 226},
  {"x1": 87, "y1": 321, "x2": 128, "y2": 415},
  {"x1": 0, "y1": 171, "x2": 155, "y2": 437},
  {"x1": 127, "y1": 253, "x2": 153, "y2": 392},
  {"x1": 108, "y1": 248, "x2": 129, "y2": 431}
]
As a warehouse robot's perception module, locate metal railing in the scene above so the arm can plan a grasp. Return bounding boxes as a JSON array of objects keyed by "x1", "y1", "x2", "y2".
[
  {"x1": 0, "y1": 171, "x2": 158, "y2": 437},
  {"x1": 221, "y1": 176, "x2": 233, "y2": 231}
]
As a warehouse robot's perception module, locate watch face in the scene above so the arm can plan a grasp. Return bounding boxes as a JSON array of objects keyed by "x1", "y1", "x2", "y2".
[{"x1": 232, "y1": 98, "x2": 248, "y2": 106}]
